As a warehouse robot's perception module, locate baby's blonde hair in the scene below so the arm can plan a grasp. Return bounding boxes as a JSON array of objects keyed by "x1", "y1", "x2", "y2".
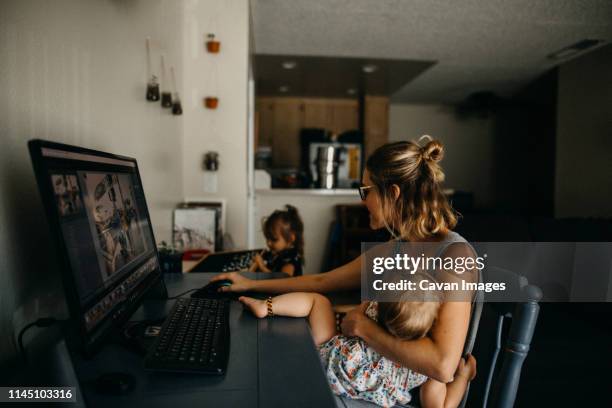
[
  {"x1": 378, "y1": 299, "x2": 440, "y2": 340},
  {"x1": 377, "y1": 273, "x2": 442, "y2": 340}
]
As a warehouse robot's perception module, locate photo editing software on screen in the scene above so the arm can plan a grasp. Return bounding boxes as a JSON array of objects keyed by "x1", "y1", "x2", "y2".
[{"x1": 37, "y1": 146, "x2": 159, "y2": 334}]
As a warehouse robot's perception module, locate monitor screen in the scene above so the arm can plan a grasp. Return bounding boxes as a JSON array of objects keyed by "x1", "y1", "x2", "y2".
[{"x1": 29, "y1": 140, "x2": 164, "y2": 352}]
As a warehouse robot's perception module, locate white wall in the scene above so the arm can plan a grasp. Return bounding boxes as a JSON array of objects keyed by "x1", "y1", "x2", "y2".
[
  {"x1": 254, "y1": 191, "x2": 360, "y2": 274},
  {"x1": 556, "y1": 44, "x2": 612, "y2": 218},
  {"x1": 0, "y1": 0, "x2": 184, "y2": 368},
  {"x1": 389, "y1": 104, "x2": 495, "y2": 208},
  {"x1": 181, "y1": 0, "x2": 250, "y2": 248}
]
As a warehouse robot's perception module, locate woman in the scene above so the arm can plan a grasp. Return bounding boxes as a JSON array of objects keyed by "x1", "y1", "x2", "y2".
[{"x1": 213, "y1": 136, "x2": 477, "y2": 388}]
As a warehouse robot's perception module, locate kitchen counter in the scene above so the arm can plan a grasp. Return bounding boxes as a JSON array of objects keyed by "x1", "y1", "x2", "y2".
[
  {"x1": 256, "y1": 188, "x2": 454, "y2": 196},
  {"x1": 255, "y1": 188, "x2": 358, "y2": 197},
  {"x1": 254, "y1": 189, "x2": 360, "y2": 274}
]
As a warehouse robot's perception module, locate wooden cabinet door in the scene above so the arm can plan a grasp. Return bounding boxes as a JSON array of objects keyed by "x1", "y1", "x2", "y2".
[
  {"x1": 271, "y1": 98, "x2": 303, "y2": 167},
  {"x1": 256, "y1": 98, "x2": 276, "y2": 147},
  {"x1": 364, "y1": 96, "x2": 389, "y2": 158},
  {"x1": 303, "y1": 99, "x2": 332, "y2": 129},
  {"x1": 255, "y1": 97, "x2": 363, "y2": 168},
  {"x1": 330, "y1": 101, "x2": 359, "y2": 135}
]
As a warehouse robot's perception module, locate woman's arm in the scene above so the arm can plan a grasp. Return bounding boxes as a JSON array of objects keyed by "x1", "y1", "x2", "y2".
[
  {"x1": 343, "y1": 301, "x2": 471, "y2": 383},
  {"x1": 212, "y1": 253, "x2": 362, "y2": 294}
]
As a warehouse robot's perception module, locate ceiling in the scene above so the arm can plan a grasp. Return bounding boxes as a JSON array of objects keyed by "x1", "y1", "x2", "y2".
[
  {"x1": 255, "y1": 55, "x2": 434, "y2": 97},
  {"x1": 251, "y1": 0, "x2": 612, "y2": 103}
]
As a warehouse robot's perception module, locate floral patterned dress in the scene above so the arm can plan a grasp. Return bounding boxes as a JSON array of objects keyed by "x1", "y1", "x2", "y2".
[{"x1": 318, "y1": 302, "x2": 427, "y2": 407}]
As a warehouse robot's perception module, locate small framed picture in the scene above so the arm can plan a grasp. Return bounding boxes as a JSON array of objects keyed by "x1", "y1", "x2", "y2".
[
  {"x1": 181, "y1": 199, "x2": 225, "y2": 251},
  {"x1": 173, "y1": 206, "x2": 217, "y2": 252}
]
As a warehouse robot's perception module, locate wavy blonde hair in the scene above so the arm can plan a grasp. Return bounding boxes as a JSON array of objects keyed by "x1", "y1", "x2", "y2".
[{"x1": 366, "y1": 135, "x2": 457, "y2": 241}]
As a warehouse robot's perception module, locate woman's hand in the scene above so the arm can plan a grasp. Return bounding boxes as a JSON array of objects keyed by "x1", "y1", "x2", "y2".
[
  {"x1": 210, "y1": 272, "x2": 254, "y2": 293},
  {"x1": 340, "y1": 302, "x2": 373, "y2": 338}
]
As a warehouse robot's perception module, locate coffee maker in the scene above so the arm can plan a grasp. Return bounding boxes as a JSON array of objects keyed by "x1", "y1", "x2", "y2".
[{"x1": 309, "y1": 142, "x2": 361, "y2": 189}]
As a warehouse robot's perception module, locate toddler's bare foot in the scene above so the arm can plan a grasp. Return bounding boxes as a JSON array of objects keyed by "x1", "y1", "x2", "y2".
[
  {"x1": 239, "y1": 296, "x2": 268, "y2": 318},
  {"x1": 456, "y1": 354, "x2": 477, "y2": 381}
]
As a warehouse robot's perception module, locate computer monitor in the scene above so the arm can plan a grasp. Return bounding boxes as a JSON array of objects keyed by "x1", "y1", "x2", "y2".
[{"x1": 28, "y1": 140, "x2": 166, "y2": 354}]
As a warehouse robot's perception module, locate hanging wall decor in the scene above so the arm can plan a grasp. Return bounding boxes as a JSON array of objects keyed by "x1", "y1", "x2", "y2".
[
  {"x1": 170, "y1": 66, "x2": 183, "y2": 115},
  {"x1": 204, "y1": 97, "x2": 219, "y2": 109},
  {"x1": 145, "y1": 37, "x2": 160, "y2": 101},
  {"x1": 206, "y1": 33, "x2": 221, "y2": 53},
  {"x1": 160, "y1": 55, "x2": 173, "y2": 108}
]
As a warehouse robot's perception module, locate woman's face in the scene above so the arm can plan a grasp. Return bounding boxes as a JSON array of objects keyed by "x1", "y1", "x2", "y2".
[{"x1": 362, "y1": 169, "x2": 385, "y2": 230}]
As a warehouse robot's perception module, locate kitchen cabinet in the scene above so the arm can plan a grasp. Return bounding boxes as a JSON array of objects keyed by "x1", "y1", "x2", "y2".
[
  {"x1": 363, "y1": 96, "x2": 389, "y2": 159},
  {"x1": 256, "y1": 97, "x2": 360, "y2": 168}
]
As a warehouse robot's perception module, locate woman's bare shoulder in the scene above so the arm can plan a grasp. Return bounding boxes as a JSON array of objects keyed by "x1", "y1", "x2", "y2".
[
  {"x1": 433, "y1": 239, "x2": 480, "y2": 286},
  {"x1": 441, "y1": 240, "x2": 477, "y2": 258}
]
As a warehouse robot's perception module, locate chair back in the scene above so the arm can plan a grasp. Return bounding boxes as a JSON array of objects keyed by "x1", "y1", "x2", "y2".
[{"x1": 468, "y1": 266, "x2": 542, "y2": 408}]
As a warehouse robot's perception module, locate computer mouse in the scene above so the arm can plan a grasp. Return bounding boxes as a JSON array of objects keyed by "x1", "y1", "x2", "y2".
[
  {"x1": 93, "y1": 372, "x2": 136, "y2": 395},
  {"x1": 215, "y1": 279, "x2": 234, "y2": 288},
  {"x1": 191, "y1": 279, "x2": 234, "y2": 299}
]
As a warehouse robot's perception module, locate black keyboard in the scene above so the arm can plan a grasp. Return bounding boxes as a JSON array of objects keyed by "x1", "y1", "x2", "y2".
[
  {"x1": 191, "y1": 250, "x2": 260, "y2": 272},
  {"x1": 144, "y1": 297, "x2": 230, "y2": 374}
]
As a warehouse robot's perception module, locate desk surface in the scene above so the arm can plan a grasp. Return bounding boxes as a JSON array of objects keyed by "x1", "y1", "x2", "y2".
[{"x1": 74, "y1": 273, "x2": 336, "y2": 408}]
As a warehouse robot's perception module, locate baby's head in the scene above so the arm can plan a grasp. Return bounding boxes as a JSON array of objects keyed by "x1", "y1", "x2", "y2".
[
  {"x1": 377, "y1": 274, "x2": 442, "y2": 340},
  {"x1": 262, "y1": 205, "x2": 304, "y2": 257}
]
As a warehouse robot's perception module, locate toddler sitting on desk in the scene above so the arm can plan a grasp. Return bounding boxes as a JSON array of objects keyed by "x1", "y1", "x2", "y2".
[
  {"x1": 239, "y1": 281, "x2": 476, "y2": 408},
  {"x1": 249, "y1": 205, "x2": 304, "y2": 277}
]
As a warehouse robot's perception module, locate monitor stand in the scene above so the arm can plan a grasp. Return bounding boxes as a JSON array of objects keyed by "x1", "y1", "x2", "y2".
[
  {"x1": 91, "y1": 278, "x2": 169, "y2": 394},
  {"x1": 93, "y1": 372, "x2": 136, "y2": 396},
  {"x1": 69, "y1": 279, "x2": 169, "y2": 398},
  {"x1": 117, "y1": 316, "x2": 165, "y2": 356},
  {"x1": 144, "y1": 276, "x2": 169, "y2": 300},
  {"x1": 100, "y1": 276, "x2": 169, "y2": 356}
]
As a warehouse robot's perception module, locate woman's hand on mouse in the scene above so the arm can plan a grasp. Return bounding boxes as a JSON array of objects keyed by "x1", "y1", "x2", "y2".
[
  {"x1": 211, "y1": 272, "x2": 252, "y2": 292},
  {"x1": 340, "y1": 302, "x2": 372, "y2": 338}
]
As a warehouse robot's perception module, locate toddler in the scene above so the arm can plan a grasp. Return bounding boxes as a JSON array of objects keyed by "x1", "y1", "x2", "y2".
[
  {"x1": 239, "y1": 282, "x2": 476, "y2": 408},
  {"x1": 249, "y1": 205, "x2": 304, "y2": 277}
]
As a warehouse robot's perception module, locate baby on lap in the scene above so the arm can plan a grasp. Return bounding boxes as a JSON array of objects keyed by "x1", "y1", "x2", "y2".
[{"x1": 240, "y1": 280, "x2": 476, "y2": 408}]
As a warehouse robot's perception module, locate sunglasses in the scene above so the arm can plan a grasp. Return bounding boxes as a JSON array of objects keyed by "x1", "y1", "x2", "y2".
[{"x1": 358, "y1": 185, "x2": 373, "y2": 201}]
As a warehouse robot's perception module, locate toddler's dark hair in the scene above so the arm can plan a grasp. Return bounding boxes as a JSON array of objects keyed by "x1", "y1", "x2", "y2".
[{"x1": 262, "y1": 205, "x2": 304, "y2": 261}]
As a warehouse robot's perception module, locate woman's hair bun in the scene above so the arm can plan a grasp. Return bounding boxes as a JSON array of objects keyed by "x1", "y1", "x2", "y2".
[{"x1": 418, "y1": 135, "x2": 444, "y2": 163}]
